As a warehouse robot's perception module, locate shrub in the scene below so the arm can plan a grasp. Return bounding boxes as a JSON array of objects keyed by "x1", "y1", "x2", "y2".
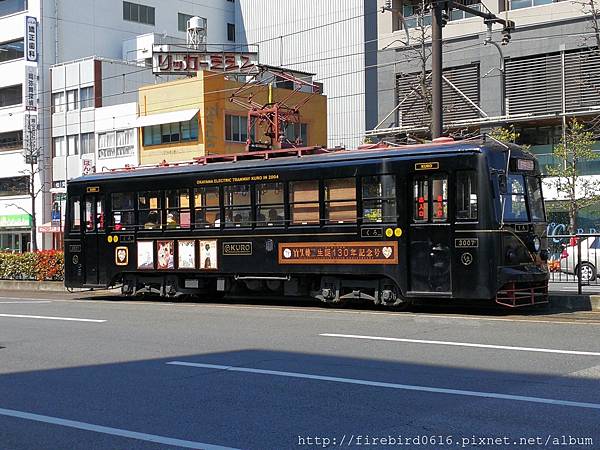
[{"x1": 0, "y1": 251, "x2": 64, "y2": 281}]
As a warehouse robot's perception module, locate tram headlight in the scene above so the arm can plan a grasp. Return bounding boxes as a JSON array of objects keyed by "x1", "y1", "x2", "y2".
[{"x1": 532, "y1": 236, "x2": 541, "y2": 252}]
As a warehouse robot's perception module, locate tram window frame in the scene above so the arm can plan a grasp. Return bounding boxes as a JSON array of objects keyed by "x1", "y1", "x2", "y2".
[
  {"x1": 289, "y1": 180, "x2": 320, "y2": 225},
  {"x1": 456, "y1": 171, "x2": 478, "y2": 222},
  {"x1": 224, "y1": 184, "x2": 252, "y2": 227},
  {"x1": 431, "y1": 176, "x2": 448, "y2": 222},
  {"x1": 503, "y1": 174, "x2": 528, "y2": 222},
  {"x1": 111, "y1": 192, "x2": 135, "y2": 231},
  {"x1": 361, "y1": 174, "x2": 397, "y2": 223},
  {"x1": 324, "y1": 178, "x2": 357, "y2": 224},
  {"x1": 194, "y1": 186, "x2": 221, "y2": 228},
  {"x1": 256, "y1": 182, "x2": 285, "y2": 227},
  {"x1": 70, "y1": 197, "x2": 81, "y2": 232},
  {"x1": 413, "y1": 177, "x2": 430, "y2": 223},
  {"x1": 138, "y1": 191, "x2": 162, "y2": 229},
  {"x1": 165, "y1": 189, "x2": 191, "y2": 229},
  {"x1": 84, "y1": 196, "x2": 104, "y2": 232},
  {"x1": 525, "y1": 176, "x2": 545, "y2": 222}
]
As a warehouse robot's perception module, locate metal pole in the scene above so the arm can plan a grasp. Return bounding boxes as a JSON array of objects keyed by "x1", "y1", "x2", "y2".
[
  {"x1": 577, "y1": 236, "x2": 582, "y2": 295},
  {"x1": 431, "y1": 4, "x2": 443, "y2": 138}
]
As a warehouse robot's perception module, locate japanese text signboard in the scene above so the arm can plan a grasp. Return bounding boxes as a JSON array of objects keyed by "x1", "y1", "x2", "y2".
[{"x1": 278, "y1": 242, "x2": 398, "y2": 265}]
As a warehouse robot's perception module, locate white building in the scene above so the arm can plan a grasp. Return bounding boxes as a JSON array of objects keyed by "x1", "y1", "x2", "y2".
[
  {"x1": 0, "y1": 0, "x2": 236, "y2": 250},
  {"x1": 235, "y1": 0, "x2": 379, "y2": 149}
]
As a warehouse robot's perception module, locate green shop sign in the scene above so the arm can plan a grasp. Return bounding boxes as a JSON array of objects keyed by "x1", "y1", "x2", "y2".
[{"x1": 0, "y1": 214, "x2": 32, "y2": 228}]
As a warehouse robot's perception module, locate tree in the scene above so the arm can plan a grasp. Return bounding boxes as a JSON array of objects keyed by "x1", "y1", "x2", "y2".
[
  {"x1": 546, "y1": 119, "x2": 600, "y2": 234},
  {"x1": 488, "y1": 125, "x2": 531, "y2": 152}
]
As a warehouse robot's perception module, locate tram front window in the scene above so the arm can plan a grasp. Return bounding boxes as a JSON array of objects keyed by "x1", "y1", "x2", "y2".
[
  {"x1": 503, "y1": 174, "x2": 528, "y2": 222},
  {"x1": 526, "y1": 176, "x2": 545, "y2": 222}
]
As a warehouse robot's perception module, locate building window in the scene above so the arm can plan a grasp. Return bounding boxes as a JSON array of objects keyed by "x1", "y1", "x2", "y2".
[
  {"x1": 98, "y1": 129, "x2": 135, "y2": 158},
  {"x1": 362, "y1": 175, "x2": 397, "y2": 223},
  {"x1": 67, "y1": 135, "x2": 79, "y2": 156},
  {"x1": 225, "y1": 114, "x2": 251, "y2": 143},
  {"x1": 81, "y1": 133, "x2": 95, "y2": 154},
  {"x1": 52, "y1": 92, "x2": 65, "y2": 113},
  {"x1": 227, "y1": 23, "x2": 235, "y2": 42},
  {"x1": 0, "y1": 176, "x2": 29, "y2": 197},
  {"x1": 80, "y1": 86, "x2": 94, "y2": 109},
  {"x1": 0, "y1": 39, "x2": 24, "y2": 63},
  {"x1": 143, "y1": 118, "x2": 198, "y2": 146},
  {"x1": 0, "y1": 84, "x2": 22, "y2": 107},
  {"x1": 284, "y1": 123, "x2": 308, "y2": 145},
  {"x1": 123, "y1": 1, "x2": 155, "y2": 25},
  {"x1": 290, "y1": 180, "x2": 319, "y2": 225},
  {"x1": 53, "y1": 137, "x2": 66, "y2": 157},
  {"x1": 0, "y1": 0, "x2": 27, "y2": 18},
  {"x1": 449, "y1": 1, "x2": 481, "y2": 20},
  {"x1": 256, "y1": 182, "x2": 284, "y2": 226},
  {"x1": 509, "y1": 0, "x2": 552, "y2": 9},
  {"x1": 66, "y1": 89, "x2": 78, "y2": 111},
  {"x1": 194, "y1": 187, "x2": 220, "y2": 228},
  {"x1": 0, "y1": 130, "x2": 23, "y2": 150},
  {"x1": 324, "y1": 178, "x2": 357, "y2": 224},
  {"x1": 178, "y1": 13, "x2": 191, "y2": 32}
]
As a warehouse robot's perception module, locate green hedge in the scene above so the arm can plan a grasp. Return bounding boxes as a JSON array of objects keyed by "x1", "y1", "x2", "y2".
[{"x1": 0, "y1": 251, "x2": 64, "y2": 281}]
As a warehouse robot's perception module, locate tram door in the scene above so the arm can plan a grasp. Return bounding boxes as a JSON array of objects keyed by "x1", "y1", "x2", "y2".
[
  {"x1": 83, "y1": 194, "x2": 104, "y2": 285},
  {"x1": 408, "y1": 175, "x2": 452, "y2": 294}
]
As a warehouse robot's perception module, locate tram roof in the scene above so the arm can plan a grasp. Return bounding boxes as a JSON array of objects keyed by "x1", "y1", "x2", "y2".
[{"x1": 71, "y1": 140, "x2": 520, "y2": 184}]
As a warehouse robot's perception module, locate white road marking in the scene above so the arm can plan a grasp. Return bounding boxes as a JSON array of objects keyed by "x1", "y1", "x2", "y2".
[
  {"x1": 0, "y1": 407, "x2": 238, "y2": 450},
  {"x1": 0, "y1": 301, "x2": 52, "y2": 304},
  {"x1": 320, "y1": 333, "x2": 600, "y2": 357},
  {"x1": 167, "y1": 361, "x2": 600, "y2": 410},
  {"x1": 0, "y1": 314, "x2": 105, "y2": 323}
]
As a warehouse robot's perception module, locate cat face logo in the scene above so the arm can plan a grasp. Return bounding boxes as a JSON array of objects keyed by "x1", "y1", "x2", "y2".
[{"x1": 115, "y1": 246, "x2": 128, "y2": 266}]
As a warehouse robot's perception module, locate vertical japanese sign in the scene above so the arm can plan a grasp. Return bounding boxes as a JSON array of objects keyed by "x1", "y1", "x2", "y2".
[
  {"x1": 25, "y1": 16, "x2": 38, "y2": 62},
  {"x1": 24, "y1": 65, "x2": 38, "y2": 111},
  {"x1": 24, "y1": 16, "x2": 39, "y2": 164}
]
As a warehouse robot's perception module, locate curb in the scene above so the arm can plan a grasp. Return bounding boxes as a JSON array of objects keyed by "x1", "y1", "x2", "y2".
[
  {"x1": 548, "y1": 294, "x2": 600, "y2": 312},
  {"x1": 0, "y1": 280, "x2": 69, "y2": 292}
]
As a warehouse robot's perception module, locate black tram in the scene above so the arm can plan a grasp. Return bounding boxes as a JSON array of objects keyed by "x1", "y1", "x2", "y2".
[{"x1": 64, "y1": 138, "x2": 549, "y2": 307}]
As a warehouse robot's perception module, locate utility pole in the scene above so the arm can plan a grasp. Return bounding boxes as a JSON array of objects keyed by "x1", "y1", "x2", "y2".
[
  {"x1": 431, "y1": 4, "x2": 444, "y2": 138},
  {"x1": 429, "y1": 1, "x2": 514, "y2": 138}
]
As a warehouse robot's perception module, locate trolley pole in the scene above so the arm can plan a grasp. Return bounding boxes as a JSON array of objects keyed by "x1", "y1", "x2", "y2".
[{"x1": 431, "y1": 3, "x2": 444, "y2": 139}]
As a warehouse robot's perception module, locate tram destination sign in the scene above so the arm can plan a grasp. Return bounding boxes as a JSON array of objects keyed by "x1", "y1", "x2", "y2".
[
  {"x1": 279, "y1": 242, "x2": 398, "y2": 265},
  {"x1": 152, "y1": 50, "x2": 258, "y2": 75}
]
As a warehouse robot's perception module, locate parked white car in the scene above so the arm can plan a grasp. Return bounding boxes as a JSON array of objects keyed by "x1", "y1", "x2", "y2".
[{"x1": 559, "y1": 237, "x2": 600, "y2": 282}]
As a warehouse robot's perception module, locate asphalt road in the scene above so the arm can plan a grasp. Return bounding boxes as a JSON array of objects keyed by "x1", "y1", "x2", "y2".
[{"x1": 1, "y1": 291, "x2": 599, "y2": 450}]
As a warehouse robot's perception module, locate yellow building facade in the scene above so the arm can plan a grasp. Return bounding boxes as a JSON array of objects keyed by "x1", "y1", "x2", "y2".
[{"x1": 138, "y1": 71, "x2": 327, "y2": 165}]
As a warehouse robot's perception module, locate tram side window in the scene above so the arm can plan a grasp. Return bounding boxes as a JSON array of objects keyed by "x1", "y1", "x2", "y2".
[
  {"x1": 413, "y1": 178, "x2": 429, "y2": 222},
  {"x1": 96, "y1": 198, "x2": 105, "y2": 230},
  {"x1": 325, "y1": 178, "x2": 357, "y2": 224},
  {"x1": 432, "y1": 177, "x2": 448, "y2": 222},
  {"x1": 362, "y1": 175, "x2": 396, "y2": 223},
  {"x1": 290, "y1": 180, "x2": 319, "y2": 225},
  {"x1": 112, "y1": 193, "x2": 135, "y2": 230},
  {"x1": 70, "y1": 197, "x2": 81, "y2": 231},
  {"x1": 224, "y1": 185, "x2": 252, "y2": 227},
  {"x1": 194, "y1": 187, "x2": 220, "y2": 227},
  {"x1": 165, "y1": 189, "x2": 191, "y2": 229},
  {"x1": 256, "y1": 182, "x2": 284, "y2": 226},
  {"x1": 84, "y1": 198, "x2": 95, "y2": 231},
  {"x1": 139, "y1": 191, "x2": 162, "y2": 229},
  {"x1": 456, "y1": 171, "x2": 478, "y2": 221}
]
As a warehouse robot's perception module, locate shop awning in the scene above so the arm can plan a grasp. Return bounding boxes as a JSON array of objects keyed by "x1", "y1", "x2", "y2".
[{"x1": 136, "y1": 108, "x2": 199, "y2": 128}]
